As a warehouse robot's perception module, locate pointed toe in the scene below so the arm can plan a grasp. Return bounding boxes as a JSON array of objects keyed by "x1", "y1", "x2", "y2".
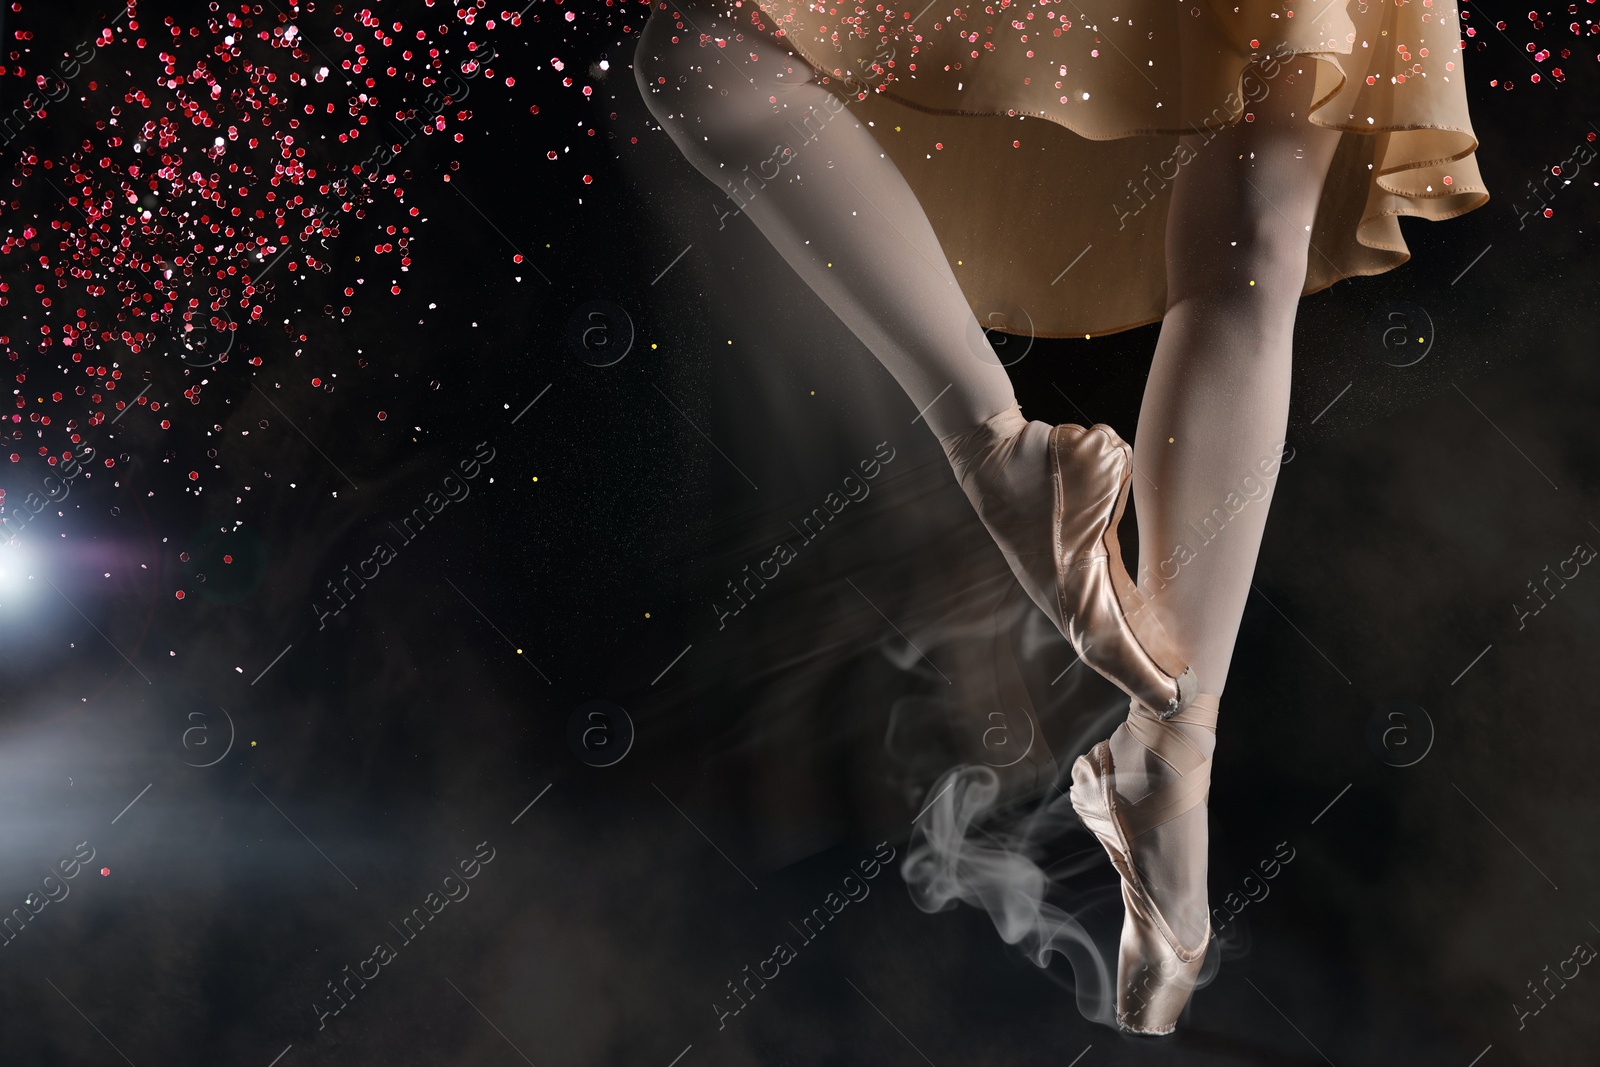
[{"x1": 1070, "y1": 698, "x2": 1220, "y2": 1035}]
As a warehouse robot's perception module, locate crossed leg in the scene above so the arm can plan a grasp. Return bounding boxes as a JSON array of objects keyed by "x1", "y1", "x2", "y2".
[{"x1": 633, "y1": 2, "x2": 1016, "y2": 441}]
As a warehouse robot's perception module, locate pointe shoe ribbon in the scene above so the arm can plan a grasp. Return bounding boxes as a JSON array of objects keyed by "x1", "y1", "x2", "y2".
[
  {"x1": 940, "y1": 404, "x2": 1198, "y2": 716},
  {"x1": 1069, "y1": 694, "x2": 1220, "y2": 1035}
]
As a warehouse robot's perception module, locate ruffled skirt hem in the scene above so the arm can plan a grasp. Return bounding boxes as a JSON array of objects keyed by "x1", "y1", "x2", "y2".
[{"x1": 754, "y1": 0, "x2": 1488, "y2": 337}]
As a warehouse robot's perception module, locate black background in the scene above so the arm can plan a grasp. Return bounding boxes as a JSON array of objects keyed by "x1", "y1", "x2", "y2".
[{"x1": 0, "y1": 1, "x2": 1596, "y2": 1065}]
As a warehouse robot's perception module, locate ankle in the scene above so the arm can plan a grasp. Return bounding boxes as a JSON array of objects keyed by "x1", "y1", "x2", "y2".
[
  {"x1": 1181, "y1": 694, "x2": 1220, "y2": 760},
  {"x1": 937, "y1": 402, "x2": 1026, "y2": 482},
  {"x1": 1173, "y1": 721, "x2": 1215, "y2": 763},
  {"x1": 1111, "y1": 697, "x2": 1218, "y2": 798}
]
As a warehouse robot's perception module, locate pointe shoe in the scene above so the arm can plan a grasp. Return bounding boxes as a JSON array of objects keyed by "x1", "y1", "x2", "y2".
[
  {"x1": 940, "y1": 404, "x2": 1198, "y2": 717},
  {"x1": 1069, "y1": 695, "x2": 1220, "y2": 1035}
]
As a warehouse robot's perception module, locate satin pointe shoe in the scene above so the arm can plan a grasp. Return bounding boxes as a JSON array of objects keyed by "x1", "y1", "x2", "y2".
[
  {"x1": 940, "y1": 404, "x2": 1198, "y2": 717},
  {"x1": 1069, "y1": 695, "x2": 1220, "y2": 1035}
]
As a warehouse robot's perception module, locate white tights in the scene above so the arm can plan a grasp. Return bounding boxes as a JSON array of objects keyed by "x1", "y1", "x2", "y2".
[
  {"x1": 633, "y1": 3, "x2": 1016, "y2": 440},
  {"x1": 636, "y1": 2, "x2": 1344, "y2": 947}
]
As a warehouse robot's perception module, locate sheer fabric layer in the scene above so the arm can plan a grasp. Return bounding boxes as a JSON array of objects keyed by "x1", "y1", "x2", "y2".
[{"x1": 747, "y1": 0, "x2": 1488, "y2": 337}]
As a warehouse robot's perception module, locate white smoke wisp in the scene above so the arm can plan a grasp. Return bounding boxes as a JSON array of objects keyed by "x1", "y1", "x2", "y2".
[
  {"x1": 857, "y1": 517, "x2": 1230, "y2": 1027},
  {"x1": 900, "y1": 763, "x2": 1119, "y2": 1027}
]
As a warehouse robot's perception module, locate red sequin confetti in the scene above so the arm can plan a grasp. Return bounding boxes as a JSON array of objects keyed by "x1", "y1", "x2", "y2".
[{"x1": 0, "y1": 0, "x2": 529, "y2": 512}]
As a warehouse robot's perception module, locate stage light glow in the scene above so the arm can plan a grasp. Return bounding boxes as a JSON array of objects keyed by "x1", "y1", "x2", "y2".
[{"x1": 0, "y1": 544, "x2": 34, "y2": 604}]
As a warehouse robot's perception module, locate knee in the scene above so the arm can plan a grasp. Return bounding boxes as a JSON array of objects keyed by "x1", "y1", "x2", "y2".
[
  {"x1": 1238, "y1": 217, "x2": 1315, "y2": 292},
  {"x1": 1229, "y1": 153, "x2": 1332, "y2": 290},
  {"x1": 636, "y1": 18, "x2": 833, "y2": 187},
  {"x1": 1171, "y1": 214, "x2": 1314, "y2": 312}
]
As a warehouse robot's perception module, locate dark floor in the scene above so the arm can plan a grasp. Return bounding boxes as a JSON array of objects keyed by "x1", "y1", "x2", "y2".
[{"x1": 1, "y1": 3, "x2": 1597, "y2": 1066}]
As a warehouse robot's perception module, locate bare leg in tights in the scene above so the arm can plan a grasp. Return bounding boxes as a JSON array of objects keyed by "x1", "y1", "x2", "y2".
[
  {"x1": 635, "y1": 4, "x2": 1341, "y2": 951},
  {"x1": 633, "y1": 4, "x2": 1016, "y2": 441},
  {"x1": 1113, "y1": 75, "x2": 1344, "y2": 950}
]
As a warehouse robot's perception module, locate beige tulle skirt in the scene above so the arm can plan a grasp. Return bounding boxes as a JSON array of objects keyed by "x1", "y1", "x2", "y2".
[{"x1": 753, "y1": 0, "x2": 1488, "y2": 337}]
